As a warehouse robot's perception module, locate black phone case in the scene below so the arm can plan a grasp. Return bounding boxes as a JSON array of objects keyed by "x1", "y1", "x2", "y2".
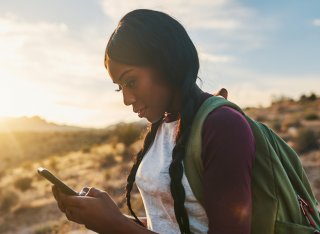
[{"x1": 37, "y1": 167, "x2": 78, "y2": 196}]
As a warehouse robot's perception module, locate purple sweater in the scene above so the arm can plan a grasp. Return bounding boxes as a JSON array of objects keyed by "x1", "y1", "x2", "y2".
[
  {"x1": 165, "y1": 92, "x2": 255, "y2": 233},
  {"x1": 200, "y1": 92, "x2": 255, "y2": 233}
]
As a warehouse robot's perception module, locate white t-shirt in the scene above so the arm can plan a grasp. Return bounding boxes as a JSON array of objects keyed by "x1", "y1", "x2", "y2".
[{"x1": 135, "y1": 120, "x2": 209, "y2": 234}]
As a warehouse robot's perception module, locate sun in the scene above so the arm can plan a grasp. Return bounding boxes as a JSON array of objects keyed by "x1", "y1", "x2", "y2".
[
  {"x1": 0, "y1": 73, "x2": 45, "y2": 118},
  {"x1": 0, "y1": 74, "x2": 19, "y2": 118}
]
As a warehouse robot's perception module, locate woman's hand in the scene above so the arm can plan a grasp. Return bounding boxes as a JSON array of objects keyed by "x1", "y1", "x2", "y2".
[{"x1": 52, "y1": 185, "x2": 128, "y2": 233}]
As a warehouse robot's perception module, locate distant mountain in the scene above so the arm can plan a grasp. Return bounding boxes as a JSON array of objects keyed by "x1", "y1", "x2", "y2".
[{"x1": 0, "y1": 116, "x2": 89, "y2": 132}]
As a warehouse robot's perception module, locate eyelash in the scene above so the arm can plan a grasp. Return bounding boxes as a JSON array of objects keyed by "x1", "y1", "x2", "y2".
[
  {"x1": 115, "y1": 85, "x2": 122, "y2": 92},
  {"x1": 114, "y1": 79, "x2": 136, "y2": 92}
]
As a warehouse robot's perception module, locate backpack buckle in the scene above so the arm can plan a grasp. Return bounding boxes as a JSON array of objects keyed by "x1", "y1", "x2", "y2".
[{"x1": 297, "y1": 194, "x2": 319, "y2": 230}]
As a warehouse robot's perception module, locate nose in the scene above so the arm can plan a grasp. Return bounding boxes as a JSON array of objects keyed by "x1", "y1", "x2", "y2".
[{"x1": 122, "y1": 89, "x2": 136, "y2": 106}]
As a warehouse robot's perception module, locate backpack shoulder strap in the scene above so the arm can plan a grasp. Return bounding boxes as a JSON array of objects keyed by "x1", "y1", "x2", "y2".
[
  {"x1": 184, "y1": 95, "x2": 320, "y2": 232},
  {"x1": 184, "y1": 96, "x2": 244, "y2": 206}
]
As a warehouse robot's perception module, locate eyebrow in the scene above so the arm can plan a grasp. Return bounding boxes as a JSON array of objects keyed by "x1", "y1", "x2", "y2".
[{"x1": 114, "y1": 68, "x2": 134, "y2": 84}]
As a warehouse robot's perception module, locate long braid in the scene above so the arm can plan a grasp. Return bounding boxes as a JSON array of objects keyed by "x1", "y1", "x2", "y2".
[
  {"x1": 125, "y1": 118, "x2": 163, "y2": 226},
  {"x1": 169, "y1": 82, "x2": 200, "y2": 234}
]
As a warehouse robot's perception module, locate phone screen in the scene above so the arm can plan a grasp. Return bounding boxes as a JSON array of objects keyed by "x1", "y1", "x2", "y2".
[{"x1": 37, "y1": 167, "x2": 78, "y2": 196}]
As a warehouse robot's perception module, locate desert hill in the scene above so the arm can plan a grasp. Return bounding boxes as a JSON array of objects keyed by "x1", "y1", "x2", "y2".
[
  {"x1": 0, "y1": 116, "x2": 89, "y2": 132},
  {"x1": 0, "y1": 93, "x2": 319, "y2": 233}
]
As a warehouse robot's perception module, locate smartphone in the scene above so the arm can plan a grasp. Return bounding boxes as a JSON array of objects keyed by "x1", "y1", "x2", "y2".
[{"x1": 37, "y1": 167, "x2": 78, "y2": 196}]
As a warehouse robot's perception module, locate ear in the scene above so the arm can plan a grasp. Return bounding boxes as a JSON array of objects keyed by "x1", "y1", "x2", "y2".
[{"x1": 213, "y1": 88, "x2": 228, "y2": 99}]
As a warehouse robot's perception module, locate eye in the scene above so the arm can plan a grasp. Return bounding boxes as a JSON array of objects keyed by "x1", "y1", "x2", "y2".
[
  {"x1": 124, "y1": 79, "x2": 136, "y2": 88},
  {"x1": 114, "y1": 85, "x2": 122, "y2": 92}
]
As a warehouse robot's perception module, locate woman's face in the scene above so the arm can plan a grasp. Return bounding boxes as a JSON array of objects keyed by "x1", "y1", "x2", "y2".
[{"x1": 105, "y1": 56, "x2": 179, "y2": 123}]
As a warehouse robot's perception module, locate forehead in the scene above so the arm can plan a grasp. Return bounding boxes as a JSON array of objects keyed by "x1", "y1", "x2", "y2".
[
  {"x1": 105, "y1": 55, "x2": 163, "y2": 84},
  {"x1": 105, "y1": 56, "x2": 135, "y2": 81}
]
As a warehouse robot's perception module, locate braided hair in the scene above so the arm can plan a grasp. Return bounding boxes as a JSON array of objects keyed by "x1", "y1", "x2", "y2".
[{"x1": 105, "y1": 9, "x2": 201, "y2": 234}]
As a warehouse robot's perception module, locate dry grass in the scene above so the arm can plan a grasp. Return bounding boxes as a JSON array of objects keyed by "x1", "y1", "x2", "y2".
[
  {"x1": 0, "y1": 97, "x2": 319, "y2": 233},
  {"x1": 0, "y1": 123, "x2": 145, "y2": 234}
]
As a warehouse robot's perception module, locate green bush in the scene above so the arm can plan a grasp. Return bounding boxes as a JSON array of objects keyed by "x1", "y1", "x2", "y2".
[
  {"x1": 14, "y1": 177, "x2": 33, "y2": 191},
  {"x1": 33, "y1": 225, "x2": 53, "y2": 234},
  {"x1": 299, "y1": 92, "x2": 318, "y2": 102},
  {"x1": 304, "y1": 113, "x2": 319, "y2": 121},
  {"x1": 294, "y1": 129, "x2": 319, "y2": 153},
  {"x1": 271, "y1": 120, "x2": 282, "y2": 132}
]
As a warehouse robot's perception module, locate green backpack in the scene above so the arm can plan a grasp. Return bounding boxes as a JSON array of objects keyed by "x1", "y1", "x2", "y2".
[{"x1": 184, "y1": 96, "x2": 320, "y2": 234}]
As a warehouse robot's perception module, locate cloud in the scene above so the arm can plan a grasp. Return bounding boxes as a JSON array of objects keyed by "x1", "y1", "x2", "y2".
[
  {"x1": 190, "y1": 19, "x2": 241, "y2": 30},
  {"x1": 312, "y1": 19, "x2": 320, "y2": 27},
  {"x1": 2, "y1": 2, "x2": 308, "y2": 128},
  {"x1": 99, "y1": 0, "x2": 252, "y2": 31},
  {"x1": 99, "y1": 0, "x2": 277, "y2": 57},
  {"x1": 0, "y1": 13, "x2": 67, "y2": 65},
  {"x1": 197, "y1": 65, "x2": 320, "y2": 108},
  {"x1": 0, "y1": 13, "x2": 113, "y2": 125},
  {"x1": 199, "y1": 52, "x2": 236, "y2": 63},
  {"x1": 0, "y1": 12, "x2": 109, "y2": 87}
]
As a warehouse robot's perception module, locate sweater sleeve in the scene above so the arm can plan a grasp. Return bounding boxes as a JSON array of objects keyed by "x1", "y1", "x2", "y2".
[{"x1": 201, "y1": 106, "x2": 255, "y2": 234}]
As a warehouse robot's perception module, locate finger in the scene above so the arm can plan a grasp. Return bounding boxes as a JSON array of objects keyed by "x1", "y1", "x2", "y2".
[
  {"x1": 60, "y1": 192, "x2": 86, "y2": 208},
  {"x1": 52, "y1": 185, "x2": 59, "y2": 201},
  {"x1": 65, "y1": 207, "x2": 77, "y2": 223},
  {"x1": 65, "y1": 207, "x2": 84, "y2": 224},
  {"x1": 52, "y1": 185, "x2": 66, "y2": 212},
  {"x1": 79, "y1": 187, "x2": 90, "y2": 196},
  {"x1": 57, "y1": 200, "x2": 66, "y2": 213},
  {"x1": 86, "y1": 187, "x2": 103, "y2": 198}
]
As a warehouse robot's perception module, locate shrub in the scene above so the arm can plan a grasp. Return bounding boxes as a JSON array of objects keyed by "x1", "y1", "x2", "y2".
[
  {"x1": 14, "y1": 177, "x2": 33, "y2": 191},
  {"x1": 33, "y1": 225, "x2": 53, "y2": 234},
  {"x1": 271, "y1": 95, "x2": 294, "y2": 104},
  {"x1": 255, "y1": 115, "x2": 267, "y2": 122},
  {"x1": 112, "y1": 123, "x2": 145, "y2": 146},
  {"x1": 294, "y1": 129, "x2": 319, "y2": 153},
  {"x1": 299, "y1": 92, "x2": 318, "y2": 102},
  {"x1": 304, "y1": 113, "x2": 319, "y2": 121},
  {"x1": 271, "y1": 120, "x2": 282, "y2": 132},
  {"x1": 101, "y1": 152, "x2": 117, "y2": 168},
  {"x1": 282, "y1": 117, "x2": 301, "y2": 131},
  {"x1": 82, "y1": 146, "x2": 91, "y2": 153},
  {"x1": 309, "y1": 93, "x2": 317, "y2": 101},
  {"x1": 0, "y1": 190, "x2": 19, "y2": 212}
]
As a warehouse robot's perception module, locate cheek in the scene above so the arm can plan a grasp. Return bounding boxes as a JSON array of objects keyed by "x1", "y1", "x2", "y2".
[
  {"x1": 149, "y1": 88, "x2": 174, "y2": 117},
  {"x1": 136, "y1": 71, "x2": 173, "y2": 110}
]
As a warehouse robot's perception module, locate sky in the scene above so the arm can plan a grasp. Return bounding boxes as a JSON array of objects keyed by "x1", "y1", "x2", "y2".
[{"x1": 0, "y1": 0, "x2": 319, "y2": 128}]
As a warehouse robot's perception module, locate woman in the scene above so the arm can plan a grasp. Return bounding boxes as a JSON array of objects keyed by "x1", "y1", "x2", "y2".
[{"x1": 52, "y1": 9, "x2": 254, "y2": 234}]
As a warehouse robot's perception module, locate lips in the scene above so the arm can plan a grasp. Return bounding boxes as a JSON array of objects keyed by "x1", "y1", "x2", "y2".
[
  {"x1": 138, "y1": 109, "x2": 145, "y2": 117},
  {"x1": 133, "y1": 107, "x2": 146, "y2": 114},
  {"x1": 135, "y1": 108, "x2": 147, "y2": 118}
]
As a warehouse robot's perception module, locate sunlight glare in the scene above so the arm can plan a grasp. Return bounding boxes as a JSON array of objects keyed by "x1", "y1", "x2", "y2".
[{"x1": 0, "y1": 71, "x2": 52, "y2": 118}]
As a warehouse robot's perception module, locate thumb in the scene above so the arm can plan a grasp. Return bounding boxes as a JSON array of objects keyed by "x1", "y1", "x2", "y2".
[{"x1": 86, "y1": 187, "x2": 103, "y2": 198}]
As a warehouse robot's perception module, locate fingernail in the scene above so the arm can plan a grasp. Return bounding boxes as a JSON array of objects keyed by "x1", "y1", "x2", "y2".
[{"x1": 79, "y1": 187, "x2": 90, "y2": 196}]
